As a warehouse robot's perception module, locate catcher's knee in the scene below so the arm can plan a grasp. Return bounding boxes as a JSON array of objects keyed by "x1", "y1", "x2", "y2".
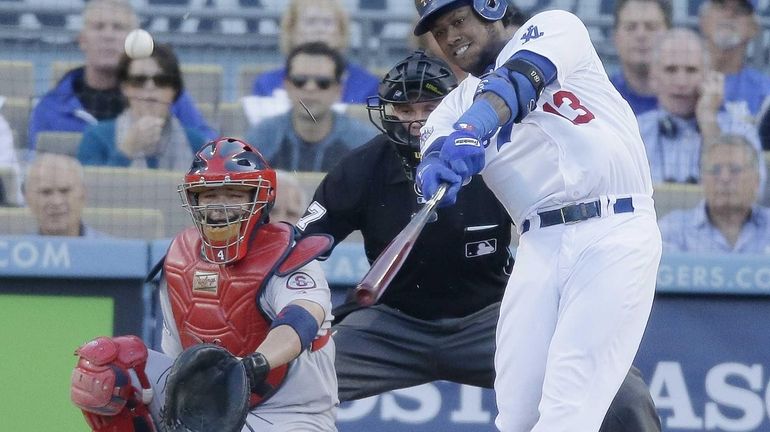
[{"x1": 71, "y1": 335, "x2": 156, "y2": 432}]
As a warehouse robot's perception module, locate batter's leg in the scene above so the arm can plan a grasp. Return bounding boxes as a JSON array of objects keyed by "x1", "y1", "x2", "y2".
[
  {"x1": 334, "y1": 305, "x2": 438, "y2": 401},
  {"x1": 531, "y1": 214, "x2": 661, "y2": 432},
  {"x1": 494, "y1": 227, "x2": 563, "y2": 431},
  {"x1": 600, "y1": 366, "x2": 661, "y2": 432}
]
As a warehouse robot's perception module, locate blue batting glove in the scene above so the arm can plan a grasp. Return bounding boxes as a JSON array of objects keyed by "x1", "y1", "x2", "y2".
[
  {"x1": 439, "y1": 125, "x2": 485, "y2": 180},
  {"x1": 415, "y1": 152, "x2": 463, "y2": 208}
]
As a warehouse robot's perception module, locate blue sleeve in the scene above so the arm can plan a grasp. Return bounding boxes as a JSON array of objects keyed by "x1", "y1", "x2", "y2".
[
  {"x1": 170, "y1": 91, "x2": 218, "y2": 140},
  {"x1": 184, "y1": 128, "x2": 209, "y2": 153},
  {"x1": 508, "y1": 50, "x2": 557, "y2": 87},
  {"x1": 245, "y1": 116, "x2": 285, "y2": 161},
  {"x1": 28, "y1": 103, "x2": 45, "y2": 150},
  {"x1": 252, "y1": 68, "x2": 285, "y2": 96},
  {"x1": 78, "y1": 122, "x2": 131, "y2": 167}
]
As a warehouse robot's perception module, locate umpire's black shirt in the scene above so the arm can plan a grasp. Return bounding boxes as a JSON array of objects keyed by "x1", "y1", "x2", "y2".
[{"x1": 298, "y1": 134, "x2": 512, "y2": 320}]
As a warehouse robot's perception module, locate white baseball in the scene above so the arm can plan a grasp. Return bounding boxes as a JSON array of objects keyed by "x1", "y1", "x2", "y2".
[{"x1": 124, "y1": 29, "x2": 154, "y2": 59}]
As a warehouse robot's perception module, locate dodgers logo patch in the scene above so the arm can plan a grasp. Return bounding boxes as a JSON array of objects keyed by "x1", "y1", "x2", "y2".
[
  {"x1": 286, "y1": 272, "x2": 316, "y2": 290},
  {"x1": 466, "y1": 239, "x2": 497, "y2": 257},
  {"x1": 420, "y1": 126, "x2": 434, "y2": 147}
]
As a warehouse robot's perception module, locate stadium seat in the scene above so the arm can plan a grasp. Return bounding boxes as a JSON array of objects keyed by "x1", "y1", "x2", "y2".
[
  {"x1": 238, "y1": 63, "x2": 279, "y2": 98},
  {"x1": 294, "y1": 171, "x2": 325, "y2": 202},
  {"x1": 35, "y1": 131, "x2": 83, "y2": 157},
  {"x1": 195, "y1": 102, "x2": 217, "y2": 126},
  {"x1": 0, "y1": 97, "x2": 31, "y2": 149},
  {"x1": 218, "y1": 102, "x2": 248, "y2": 139},
  {"x1": 0, "y1": 165, "x2": 21, "y2": 207},
  {"x1": 0, "y1": 207, "x2": 165, "y2": 239},
  {"x1": 345, "y1": 104, "x2": 376, "y2": 128},
  {"x1": 652, "y1": 182, "x2": 704, "y2": 219},
  {"x1": 50, "y1": 61, "x2": 82, "y2": 86},
  {"x1": 0, "y1": 61, "x2": 34, "y2": 99},
  {"x1": 82, "y1": 166, "x2": 191, "y2": 237},
  {"x1": 181, "y1": 63, "x2": 223, "y2": 106}
]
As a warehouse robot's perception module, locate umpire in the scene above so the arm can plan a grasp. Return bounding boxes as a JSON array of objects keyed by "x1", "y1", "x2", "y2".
[{"x1": 297, "y1": 50, "x2": 661, "y2": 431}]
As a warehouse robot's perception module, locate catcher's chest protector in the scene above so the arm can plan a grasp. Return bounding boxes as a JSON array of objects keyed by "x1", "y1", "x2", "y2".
[{"x1": 164, "y1": 224, "x2": 293, "y2": 356}]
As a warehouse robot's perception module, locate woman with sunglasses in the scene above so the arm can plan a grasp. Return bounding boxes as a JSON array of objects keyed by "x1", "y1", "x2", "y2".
[{"x1": 77, "y1": 43, "x2": 207, "y2": 170}]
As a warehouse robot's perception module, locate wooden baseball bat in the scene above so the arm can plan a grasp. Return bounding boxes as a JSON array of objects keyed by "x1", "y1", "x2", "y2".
[{"x1": 354, "y1": 183, "x2": 448, "y2": 306}]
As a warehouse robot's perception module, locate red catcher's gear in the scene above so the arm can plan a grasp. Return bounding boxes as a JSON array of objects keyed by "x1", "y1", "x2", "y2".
[
  {"x1": 164, "y1": 223, "x2": 331, "y2": 405},
  {"x1": 71, "y1": 335, "x2": 155, "y2": 432}
]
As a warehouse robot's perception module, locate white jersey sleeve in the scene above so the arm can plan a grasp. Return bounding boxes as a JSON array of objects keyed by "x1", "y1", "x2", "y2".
[
  {"x1": 497, "y1": 10, "x2": 594, "y2": 87},
  {"x1": 259, "y1": 260, "x2": 334, "y2": 335},
  {"x1": 421, "y1": 76, "x2": 480, "y2": 154},
  {"x1": 159, "y1": 279, "x2": 184, "y2": 358}
]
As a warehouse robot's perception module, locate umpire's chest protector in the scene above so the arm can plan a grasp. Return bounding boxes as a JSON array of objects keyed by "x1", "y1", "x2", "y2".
[{"x1": 164, "y1": 224, "x2": 293, "y2": 357}]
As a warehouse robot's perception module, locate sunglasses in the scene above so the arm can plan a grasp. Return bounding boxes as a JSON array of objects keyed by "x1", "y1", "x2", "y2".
[
  {"x1": 288, "y1": 75, "x2": 337, "y2": 90},
  {"x1": 125, "y1": 74, "x2": 175, "y2": 88}
]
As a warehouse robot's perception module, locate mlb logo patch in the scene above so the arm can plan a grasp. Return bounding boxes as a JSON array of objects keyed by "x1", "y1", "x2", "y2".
[
  {"x1": 466, "y1": 239, "x2": 497, "y2": 257},
  {"x1": 286, "y1": 272, "x2": 317, "y2": 290}
]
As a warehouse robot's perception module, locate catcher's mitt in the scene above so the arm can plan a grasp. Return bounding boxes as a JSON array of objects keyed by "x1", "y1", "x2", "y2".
[{"x1": 160, "y1": 344, "x2": 249, "y2": 432}]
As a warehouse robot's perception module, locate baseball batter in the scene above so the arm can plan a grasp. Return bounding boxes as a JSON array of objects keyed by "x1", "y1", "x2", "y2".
[
  {"x1": 413, "y1": 1, "x2": 662, "y2": 431},
  {"x1": 69, "y1": 138, "x2": 338, "y2": 432}
]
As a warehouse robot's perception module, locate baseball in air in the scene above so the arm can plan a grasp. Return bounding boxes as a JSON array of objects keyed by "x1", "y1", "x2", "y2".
[{"x1": 124, "y1": 29, "x2": 154, "y2": 59}]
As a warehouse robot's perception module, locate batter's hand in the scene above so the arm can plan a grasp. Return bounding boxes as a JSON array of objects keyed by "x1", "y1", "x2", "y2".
[
  {"x1": 440, "y1": 125, "x2": 485, "y2": 180},
  {"x1": 416, "y1": 152, "x2": 462, "y2": 207}
]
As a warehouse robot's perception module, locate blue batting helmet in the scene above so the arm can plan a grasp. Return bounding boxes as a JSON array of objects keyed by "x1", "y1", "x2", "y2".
[{"x1": 413, "y1": 0, "x2": 507, "y2": 35}]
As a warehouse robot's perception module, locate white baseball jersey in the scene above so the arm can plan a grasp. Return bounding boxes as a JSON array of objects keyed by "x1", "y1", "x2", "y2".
[
  {"x1": 421, "y1": 9, "x2": 653, "y2": 228},
  {"x1": 157, "y1": 259, "x2": 338, "y2": 429}
]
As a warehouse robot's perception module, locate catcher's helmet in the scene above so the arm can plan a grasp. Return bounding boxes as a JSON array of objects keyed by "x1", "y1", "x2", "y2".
[
  {"x1": 180, "y1": 138, "x2": 276, "y2": 264},
  {"x1": 414, "y1": 0, "x2": 507, "y2": 35},
  {"x1": 367, "y1": 50, "x2": 458, "y2": 179}
]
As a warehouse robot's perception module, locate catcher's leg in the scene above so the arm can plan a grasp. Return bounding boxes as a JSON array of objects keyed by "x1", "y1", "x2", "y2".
[{"x1": 70, "y1": 336, "x2": 156, "y2": 432}]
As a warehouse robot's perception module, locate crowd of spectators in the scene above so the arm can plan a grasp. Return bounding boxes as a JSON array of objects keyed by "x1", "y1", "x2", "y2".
[{"x1": 0, "y1": 0, "x2": 768, "y2": 259}]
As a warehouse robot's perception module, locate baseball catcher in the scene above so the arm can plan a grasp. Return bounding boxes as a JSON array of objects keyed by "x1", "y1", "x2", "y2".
[{"x1": 70, "y1": 138, "x2": 338, "y2": 432}]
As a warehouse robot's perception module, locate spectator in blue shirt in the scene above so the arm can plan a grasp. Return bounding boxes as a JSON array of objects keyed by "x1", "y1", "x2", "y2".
[
  {"x1": 28, "y1": 0, "x2": 215, "y2": 150},
  {"x1": 658, "y1": 134, "x2": 770, "y2": 254},
  {"x1": 637, "y1": 28, "x2": 763, "y2": 184},
  {"x1": 78, "y1": 44, "x2": 207, "y2": 170},
  {"x1": 246, "y1": 42, "x2": 377, "y2": 172},
  {"x1": 699, "y1": 0, "x2": 770, "y2": 123},
  {"x1": 610, "y1": 0, "x2": 671, "y2": 115},
  {"x1": 251, "y1": 0, "x2": 379, "y2": 104}
]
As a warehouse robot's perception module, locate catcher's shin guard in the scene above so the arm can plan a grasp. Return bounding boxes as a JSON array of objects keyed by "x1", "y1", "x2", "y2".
[{"x1": 71, "y1": 335, "x2": 156, "y2": 432}]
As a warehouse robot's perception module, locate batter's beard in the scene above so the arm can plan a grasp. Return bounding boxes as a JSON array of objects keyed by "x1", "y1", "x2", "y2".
[{"x1": 467, "y1": 28, "x2": 509, "y2": 77}]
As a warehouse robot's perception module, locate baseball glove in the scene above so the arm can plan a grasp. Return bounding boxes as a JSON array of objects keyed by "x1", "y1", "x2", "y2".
[{"x1": 160, "y1": 343, "x2": 249, "y2": 432}]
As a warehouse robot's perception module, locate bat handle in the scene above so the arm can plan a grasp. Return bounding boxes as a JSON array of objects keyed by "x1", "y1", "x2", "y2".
[{"x1": 425, "y1": 183, "x2": 448, "y2": 209}]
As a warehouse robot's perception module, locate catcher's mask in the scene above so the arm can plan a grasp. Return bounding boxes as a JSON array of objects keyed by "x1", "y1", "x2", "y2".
[
  {"x1": 180, "y1": 138, "x2": 276, "y2": 264},
  {"x1": 367, "y1": 50, "x2": 458, "y2": 179}
]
